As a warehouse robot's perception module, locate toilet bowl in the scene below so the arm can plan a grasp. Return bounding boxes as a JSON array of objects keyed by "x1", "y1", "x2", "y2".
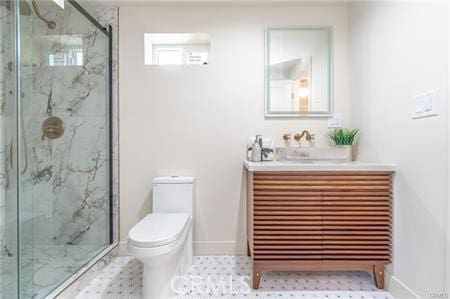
[
  {"x1": 128, "y1": 213, "x2": 193, "y2": 298},
  {"x1": 127, "y1": 176, "x2": 195, "y2": 299}
]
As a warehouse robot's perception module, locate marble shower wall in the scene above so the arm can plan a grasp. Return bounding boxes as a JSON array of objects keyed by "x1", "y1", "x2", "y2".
[
  {"x1": 88, "y1": 1, "x2": 119, "y2": 246},
  {"x1": 91, "y1": 1, "x2": 119, "y2": 246}
]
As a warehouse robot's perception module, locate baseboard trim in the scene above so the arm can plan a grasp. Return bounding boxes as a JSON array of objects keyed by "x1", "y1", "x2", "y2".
[
  {"x1": 119, "y1": 240, "x2": 247, "y2": 256},
  {"x1": 194, "y1": 241, "x2": 247, "y2": 255},
  {"x1": 385, "y1": 270, "x2": 419, "y2": 299},
  {"x1": 119, "y1": 241, "x2": 129, "y2": 255}
]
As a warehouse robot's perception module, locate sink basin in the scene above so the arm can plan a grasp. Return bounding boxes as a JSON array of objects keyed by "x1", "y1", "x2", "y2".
[
  {"x1": 279, "y1": 159, "x2": 348, "y2": 164},
  {"x1": 276, "y1": 146, "x2": 352, "y2": 163}
]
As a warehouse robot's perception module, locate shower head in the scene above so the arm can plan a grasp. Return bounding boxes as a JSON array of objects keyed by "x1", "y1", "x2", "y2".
[
  {"x1": 46, "y1": 20, "x2": 56, "y2": 30},
  {"x1": 31, "y1": 0, "x2": 57, "y2": 30},
  {"x1": 0, "y1": 0, "x2": 56, "y2": 30}
]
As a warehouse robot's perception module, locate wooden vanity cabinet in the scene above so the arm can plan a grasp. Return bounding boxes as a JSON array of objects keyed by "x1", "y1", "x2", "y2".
[{"x1": 246, "y1": 171, "x2": 393, "y2": 289}]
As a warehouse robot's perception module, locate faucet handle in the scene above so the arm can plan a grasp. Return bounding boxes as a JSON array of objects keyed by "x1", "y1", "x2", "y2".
[
  {"x1": 307, "y1": 133, "x2": 315, "y2": 141},
  {"x1": 283, "y1": 133, "x2": 291, "y2": 141}
]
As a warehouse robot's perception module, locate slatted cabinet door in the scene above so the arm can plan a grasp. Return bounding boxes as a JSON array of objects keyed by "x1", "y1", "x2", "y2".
[
  {"x1": 249, "y1": 171, "x2": 394, "y2": 290},
  {"x1": 253, "y1": 172, "x2": 323, "y2": 261},
  {"x1": 322, "y1": 173, "x2": 392, "y2": 261},
  {"x1": 321, "y1": 172, "x2": 392, "y2": 288}
]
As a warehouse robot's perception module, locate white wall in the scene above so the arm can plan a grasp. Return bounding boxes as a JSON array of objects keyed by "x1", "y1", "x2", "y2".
[
  {"x1": 447, "y1": 3, "x2": 450, "y2": 294},
  {"x1": 349, "y1": 2, "x2": 448, "y2": 297},
  {"x1": 119, "y1": 4, "x2": 349, "y2": 254}
]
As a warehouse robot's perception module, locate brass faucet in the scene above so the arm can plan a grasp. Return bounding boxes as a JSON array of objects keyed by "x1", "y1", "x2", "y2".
[
  {"x1": 283, "y1": 133, "x2": 291, "y2": 141},
  {"x1": 294, "y1": 130, "x2": 315, "y2": 142}
]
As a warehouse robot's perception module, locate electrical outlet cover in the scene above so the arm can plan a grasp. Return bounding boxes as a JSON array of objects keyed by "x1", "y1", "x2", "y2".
[{"x1": 328, "y1": 113, "x2": 342, "y2": 128}]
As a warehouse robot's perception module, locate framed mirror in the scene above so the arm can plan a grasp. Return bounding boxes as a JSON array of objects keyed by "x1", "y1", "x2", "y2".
[{"x1": 265, "y1": 27, "x2": 333, "y2": 117}]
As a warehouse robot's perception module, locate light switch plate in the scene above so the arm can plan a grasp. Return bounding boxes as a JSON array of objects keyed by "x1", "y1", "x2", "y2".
[
  {"x1": 423, "y1": 94, "x2": 433, "y2": 111},
  {"x1": 412, "y1": 90, "x2": 438, "y2": 119},
  {"x1": 328, "y1": 113, "x2": 342, "y2": 128},
  {"x1": 414, "y1": 97, "x2": 423, "y2": 114}
]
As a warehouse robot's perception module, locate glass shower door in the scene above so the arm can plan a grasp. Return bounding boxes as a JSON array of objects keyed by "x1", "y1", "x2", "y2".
[
  {"x1": 17, "y1": 0, "x2": 112, "y2": 297},
  {"x1": 0, "y1": 1, "x2": 19, "y2": 298},
  {"x1": 0, "y1": 1, "x2": 111, "y2": 297}
]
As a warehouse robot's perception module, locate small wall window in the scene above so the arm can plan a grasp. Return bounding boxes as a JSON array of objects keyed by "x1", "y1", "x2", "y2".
[
  {"x1": 144, "y1": 33, "x2": 210, "y2": 65},
  {"x1": 49, "y1": 49, "x2": 83, "y2": 66},
  {"x1": 46, "y1": 36, "x2": 84, "y2": 67}
]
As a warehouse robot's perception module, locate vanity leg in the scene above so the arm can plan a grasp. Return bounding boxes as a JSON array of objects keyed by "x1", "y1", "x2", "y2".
[
  {"x1": 247, "y1": 241, "x2": 251, "y2": 257},
  {"x1": 373, "y1": 264, "x2": 385, "y2": 289},
  {"x1": 252, "y1": 264, "x2": 262, "y2": 289}
]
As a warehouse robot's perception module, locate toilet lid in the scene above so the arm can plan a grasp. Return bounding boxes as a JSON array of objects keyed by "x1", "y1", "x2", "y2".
[{"x1": 128, "y1": 213, "x2": 190, "y2": 248}]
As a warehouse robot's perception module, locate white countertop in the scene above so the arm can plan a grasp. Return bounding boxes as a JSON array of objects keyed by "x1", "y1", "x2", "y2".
[{"x1": 244, "y1": 160, "x2": 396, "y2": 172}]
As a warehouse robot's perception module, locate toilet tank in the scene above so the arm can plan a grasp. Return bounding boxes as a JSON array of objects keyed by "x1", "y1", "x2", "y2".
[{"x1": 152, "y1": 176, "x2": 195, "y2": 214}]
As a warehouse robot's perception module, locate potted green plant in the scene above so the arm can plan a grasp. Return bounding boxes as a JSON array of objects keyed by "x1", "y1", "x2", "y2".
[{"x1": 328, "y1": 128, "x2": 360, "y2": 161}]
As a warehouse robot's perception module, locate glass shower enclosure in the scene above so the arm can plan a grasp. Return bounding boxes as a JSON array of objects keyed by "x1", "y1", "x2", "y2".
[{"x1": 0, "y1": 0, "x2": 112, "y2": 297}]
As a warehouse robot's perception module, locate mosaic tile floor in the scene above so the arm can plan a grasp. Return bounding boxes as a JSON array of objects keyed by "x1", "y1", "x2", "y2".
[{"x1": 74, "y1": 256, "x2": 393, "y2": 299}]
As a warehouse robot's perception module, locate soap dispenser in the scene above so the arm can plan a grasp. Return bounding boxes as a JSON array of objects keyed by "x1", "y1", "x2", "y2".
[{"x1": 251, "y1": 135, "x2": 262, "y2": 162}]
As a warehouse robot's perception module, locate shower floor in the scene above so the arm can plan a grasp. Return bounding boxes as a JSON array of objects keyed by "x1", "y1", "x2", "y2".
[
  {"x1": 0, "y1": 255, "x2": 16, "y2": 299},
  {"x1": 73, "y1": 256, "x2": 393, "y2": 299},
  {"x1": 20, "y1": 245, "x2": 106, "y2": 299}
]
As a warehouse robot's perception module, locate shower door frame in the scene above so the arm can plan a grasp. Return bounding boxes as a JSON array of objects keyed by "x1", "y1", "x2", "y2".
[{"x1": 12, "y1": 0, "x2": 115, "y2": 297}]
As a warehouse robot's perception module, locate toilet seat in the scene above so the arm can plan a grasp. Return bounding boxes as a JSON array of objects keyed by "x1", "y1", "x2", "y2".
[{"x1": 128, "y1": 213, "x2": 190, "y2": 248}]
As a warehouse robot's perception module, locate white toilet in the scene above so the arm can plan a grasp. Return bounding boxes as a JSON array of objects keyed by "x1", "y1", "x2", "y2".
[{"x1": 127, "y1": 176, "x2": 194, "y2": 299}]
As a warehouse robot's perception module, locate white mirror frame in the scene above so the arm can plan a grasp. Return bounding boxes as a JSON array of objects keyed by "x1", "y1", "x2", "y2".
[{"x1": 264, "y1": 26, "x2": 334, "y2": 118}]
